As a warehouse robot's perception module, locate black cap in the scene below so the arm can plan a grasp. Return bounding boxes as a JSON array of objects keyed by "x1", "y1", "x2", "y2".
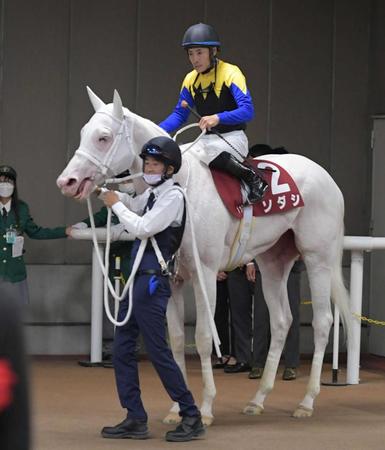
[
  {"x1": 140, "y1": 136, "x2": 182, "y2": 174},
  {"x1": 182, "y1": 23, "x2": 220, "y2": 49},
  {"x1": 0, "y1": 165, "x2": 17, "y2": 180}
]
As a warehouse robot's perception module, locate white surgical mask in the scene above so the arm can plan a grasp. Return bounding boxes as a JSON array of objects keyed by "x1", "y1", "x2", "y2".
[
  {"x1": 0, "y1": 182, "x2": 14, "y2": 198},
  {"x1": 118, "y1": 182, "x2": 135, "y2": 196},
  {"x1": 143, "y1": 174, "x2": 163, "y2": 186}
]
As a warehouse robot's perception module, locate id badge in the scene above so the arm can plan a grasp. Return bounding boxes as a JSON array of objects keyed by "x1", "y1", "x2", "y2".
[
  {"x1": 5, "y1": 228, "x2": 17, "y2": 244},
  {"x1": 12, "y1": 236, "x2": 24, "y2": 258}
]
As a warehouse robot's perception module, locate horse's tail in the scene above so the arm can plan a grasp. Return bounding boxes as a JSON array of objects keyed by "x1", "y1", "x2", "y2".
[{"x1": 330, "y1": 221, "x2": 352, "y2": 343}]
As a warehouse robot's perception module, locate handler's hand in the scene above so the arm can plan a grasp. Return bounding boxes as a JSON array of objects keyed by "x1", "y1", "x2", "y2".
[
  {"x1": 102, "y1": 191, "x2": 119, "y2": 208},
  {"x1": 199, "y1": 114, "x2": 219, "y2": 131}
]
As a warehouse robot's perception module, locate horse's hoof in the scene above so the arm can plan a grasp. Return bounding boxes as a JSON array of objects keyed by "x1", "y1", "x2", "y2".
[
  {"x1": 202, "y1": 415, "x2": 214, "y2": 426},
  {"x1": 243, "y1": 402, "x2": 264, "y2": 415},
  {"x1": 163, "y1": 412, "x2": 182, "y2": 424},
  {"x1": 293, "y1": 405, "x2": 313, "y2": 418}
]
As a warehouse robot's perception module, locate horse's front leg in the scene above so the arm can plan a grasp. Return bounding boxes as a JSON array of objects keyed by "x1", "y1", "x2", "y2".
[
  {"x1": 163, "y1": 280, "x2": 186, "y2": 424},
  {"x1": 192, "y1": 268, "x2": 217, "y2": 426}
]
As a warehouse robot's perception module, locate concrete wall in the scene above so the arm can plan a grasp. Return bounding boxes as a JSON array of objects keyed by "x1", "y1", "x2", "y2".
[{"x1": 0, "y1": 0, "x2": 379, "y2": 354}]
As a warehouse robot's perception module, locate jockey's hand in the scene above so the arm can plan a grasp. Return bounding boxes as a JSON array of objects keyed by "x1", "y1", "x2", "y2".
[
  {"x1": 217, "y1": 271, "x2": 228, "y2": 281},
  {"x1": 245, "y1": 262, "x2": 256, "y2": 283},
  {"x1": 101, "y1": 190, "x2": 119, "y2": 207},
  {"x1": 199, "y1": 114, "x2": 219, "y2": 131}
]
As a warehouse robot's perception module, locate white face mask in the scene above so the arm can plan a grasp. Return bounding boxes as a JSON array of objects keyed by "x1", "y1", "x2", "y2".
[
  {"x1": 143, "y1": 174, "x2": 163, "y2": 186},
  {"x1": 0, "y1": 182, "x2": 14, "y2": 198},
  {"x1": 118, "y1": 182, "x2": 135, "y2": 196}
]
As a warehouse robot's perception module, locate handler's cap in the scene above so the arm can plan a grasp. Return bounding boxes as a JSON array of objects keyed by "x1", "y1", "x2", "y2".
[
  {"x1": 140, "y1": 137, "x2": 182, "y2": 174},
  {"x1": 182, "y1": 23, "x2": 221, "y2": 49},
  {"x1": 0, "y1": 165, "x2": 17, "y2": 181}
]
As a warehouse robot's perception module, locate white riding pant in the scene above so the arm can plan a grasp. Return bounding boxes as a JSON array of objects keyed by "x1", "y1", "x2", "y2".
[{"x1": 192, "y1": 130, "x2": 249, "y2": 165}]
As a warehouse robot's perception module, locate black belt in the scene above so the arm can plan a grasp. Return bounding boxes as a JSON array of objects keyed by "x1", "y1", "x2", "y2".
[{"x1": 135, "y1": 269, "x2": 166, "y2": 277}]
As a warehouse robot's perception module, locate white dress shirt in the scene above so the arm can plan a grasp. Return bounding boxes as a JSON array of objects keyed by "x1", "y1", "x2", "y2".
[
  {"x1": 1, "y1": 200, "x2": 11, "y2": 214},
  {"x1": 112, "y1": 178, "x2": 184, "y2": 240}
]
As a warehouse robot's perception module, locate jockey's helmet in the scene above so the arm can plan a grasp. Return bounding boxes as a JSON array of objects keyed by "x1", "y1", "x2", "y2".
[
  {"x1": 140, "y1": 137, "x2": 182, "y2": 174},
  {"x1": 181, "y1": 23, "x2": 220, "y2": 49},
  {"x1": 0, "y1": 165, "x2": 17, "y2": 181}
]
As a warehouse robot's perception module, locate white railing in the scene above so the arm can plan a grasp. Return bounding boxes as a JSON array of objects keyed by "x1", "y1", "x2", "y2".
[
  {"x1": 71, "y1": 231, "x2": 382, "y2": 380},
  {"x1": 344, "y1": 236, "x2": 385, "y2": 384}
]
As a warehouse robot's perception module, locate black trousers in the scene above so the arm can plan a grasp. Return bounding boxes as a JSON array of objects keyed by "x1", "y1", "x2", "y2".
[
  {"x1": 214, "y1": 279, "x2": 235, "y2": 357},
  {"x1": 227, "y1": 268, "x2": 253, "y2": 365}
]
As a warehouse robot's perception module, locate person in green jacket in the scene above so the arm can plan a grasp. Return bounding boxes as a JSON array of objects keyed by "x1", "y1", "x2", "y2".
[{"x1": 0, "y1": 165, "x2": 70, "y2": 305}]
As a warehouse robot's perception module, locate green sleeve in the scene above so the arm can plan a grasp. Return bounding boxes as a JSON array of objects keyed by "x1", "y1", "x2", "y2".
[
  {"x1": 22, "y1": 203, "x2": 67, "y2": 240},
  {"x1": 82, "y1": 206, "x2": 108, "y2": 227}
]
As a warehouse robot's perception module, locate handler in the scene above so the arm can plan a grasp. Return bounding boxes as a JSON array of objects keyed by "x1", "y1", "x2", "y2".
[
  {"x1": 100, "y1": 136, "x2": 205, "y2": 442},
  {"x1": 159, "y1": 22, "x2": 267, "y2": 203}
]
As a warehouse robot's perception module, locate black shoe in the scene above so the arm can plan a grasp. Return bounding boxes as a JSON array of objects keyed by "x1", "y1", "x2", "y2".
[
  {"x1": 247, "y1": 175, "x2": 269, "y2": 203},
  {"x1": 165, "y1": 415, "x2": 205, "y2": 442},
  {"x1": 282, "y1": 367, "x2": 297, "y2": 381},
  {"x1": 248, "y1": 367, "x2": 263, "y2": 379},
  {"x1": 101, "y1": 416, "x2": 149, "y2": 439},
  {"x1": 224, "y1": 362, "x2": 251, "y2": 373},
  {"x1": 210, "y1": 153, "x2": 268, "y2": 203},
  {"x1": 212, "y1": 356, "x2": 230, "y2": 369}
]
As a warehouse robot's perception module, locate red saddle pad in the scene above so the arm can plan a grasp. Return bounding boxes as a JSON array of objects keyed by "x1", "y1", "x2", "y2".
[{"x1": 210, "y1": 158, "x2": 304, "y2": 219}]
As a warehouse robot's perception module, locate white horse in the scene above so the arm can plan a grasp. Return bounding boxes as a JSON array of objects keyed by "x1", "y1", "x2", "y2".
[{"x1": 57, "y1": 88, "x2": 352, "y2": 425}]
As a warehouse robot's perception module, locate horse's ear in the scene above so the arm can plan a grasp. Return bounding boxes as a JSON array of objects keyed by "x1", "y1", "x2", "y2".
[
  {"x1": 87, "y1": 86, "x2": 105, "y2": 112},
  {"x1": 112, "y1": 90, "x2": 124, "y2": 121}
]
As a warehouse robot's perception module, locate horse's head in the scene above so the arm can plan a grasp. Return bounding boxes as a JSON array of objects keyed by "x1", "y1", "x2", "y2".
[{"x1": 57, "y1": 87, "x2": 162, "y2": 200}]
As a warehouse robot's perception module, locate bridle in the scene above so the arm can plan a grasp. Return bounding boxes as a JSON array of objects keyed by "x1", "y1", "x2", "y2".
[{"x1": 75, "y1": 111, "x2": 134, "y2": 177}]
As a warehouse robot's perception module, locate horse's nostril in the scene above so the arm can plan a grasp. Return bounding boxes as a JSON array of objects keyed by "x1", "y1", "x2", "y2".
[{"x1": 67, "y1": 178, "x2": 77, "y2": 187}]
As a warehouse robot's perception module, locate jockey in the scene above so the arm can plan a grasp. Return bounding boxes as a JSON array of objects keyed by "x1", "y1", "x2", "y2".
[
  {"x1": 159, "y1": 22, "x2": 268, "y2": 203},
  {"x1": 100, "y1": 136, "x2": 205, "y2": 442}
]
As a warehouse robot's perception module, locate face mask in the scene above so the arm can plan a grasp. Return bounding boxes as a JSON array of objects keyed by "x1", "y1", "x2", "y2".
[
  {"x1": 0, "y1": 182, "x2": 14, "y2": 197},
  {"x1": 143, "y1": 174, "x2": 163, "y2": 186},
  {"x1": 118, "y1": 182, "x2": 135, "y2": 196}
]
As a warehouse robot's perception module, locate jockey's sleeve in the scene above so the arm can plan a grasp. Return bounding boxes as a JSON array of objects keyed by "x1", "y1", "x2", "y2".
[
  {"x1": 217, "y1": 68, "x2": 255, "y2": 125},
  {"x1": 159, "y1": 86, "x2": 194, "y2": 133},
  {"x1": 112, "y1": 188, "x2": 184, "y2": 240}
]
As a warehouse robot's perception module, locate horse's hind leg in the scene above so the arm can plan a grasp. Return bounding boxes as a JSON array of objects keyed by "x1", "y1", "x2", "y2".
[
  {"x1": 293, "y1": 254, "x2": 333, "y2": 418},
  {"x1": 163, "y1": 280, "x2": 186, "y2": 424},
  {"x1": 244, "y1": 249, "x2": 297, "y2": 416}
]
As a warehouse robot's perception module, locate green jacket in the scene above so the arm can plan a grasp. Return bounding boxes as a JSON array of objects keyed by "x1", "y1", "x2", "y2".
[
  {"x1": 83, "y1": 206, "x2": 133, "y2": 280},
  {"x1": 0, "y1": 200, "x2": 67, "y2": 283}
]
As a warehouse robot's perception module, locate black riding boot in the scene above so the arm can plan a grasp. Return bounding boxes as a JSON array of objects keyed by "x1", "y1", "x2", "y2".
[{"x1": 210, "y1": 152, "x2": 268, "y2": 203}]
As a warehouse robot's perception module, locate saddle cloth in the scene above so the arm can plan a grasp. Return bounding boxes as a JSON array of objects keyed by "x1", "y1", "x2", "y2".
[{"x1": 211, "y1": 158, "x2": 304, "y2": 219}]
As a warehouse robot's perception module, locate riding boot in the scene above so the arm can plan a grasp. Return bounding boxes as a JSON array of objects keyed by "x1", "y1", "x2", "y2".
[{"x1": 210, "y1": 152, "x2": 268, "y2": 203}]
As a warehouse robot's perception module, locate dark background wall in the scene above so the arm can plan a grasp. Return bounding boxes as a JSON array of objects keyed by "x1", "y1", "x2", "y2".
[{"x1": 0, "y1": 0, "x2": 382, "y2": 353}]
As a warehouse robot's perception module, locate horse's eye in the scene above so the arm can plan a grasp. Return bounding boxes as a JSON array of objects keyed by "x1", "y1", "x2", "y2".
[{"x1": 99, "y1": 136, "x2": 108, "y2": 142}]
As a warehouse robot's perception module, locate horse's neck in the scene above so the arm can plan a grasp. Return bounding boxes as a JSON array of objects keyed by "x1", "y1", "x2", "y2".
[{"x1": 129, "y1": 112, "x2": 169, "y2": 151}]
